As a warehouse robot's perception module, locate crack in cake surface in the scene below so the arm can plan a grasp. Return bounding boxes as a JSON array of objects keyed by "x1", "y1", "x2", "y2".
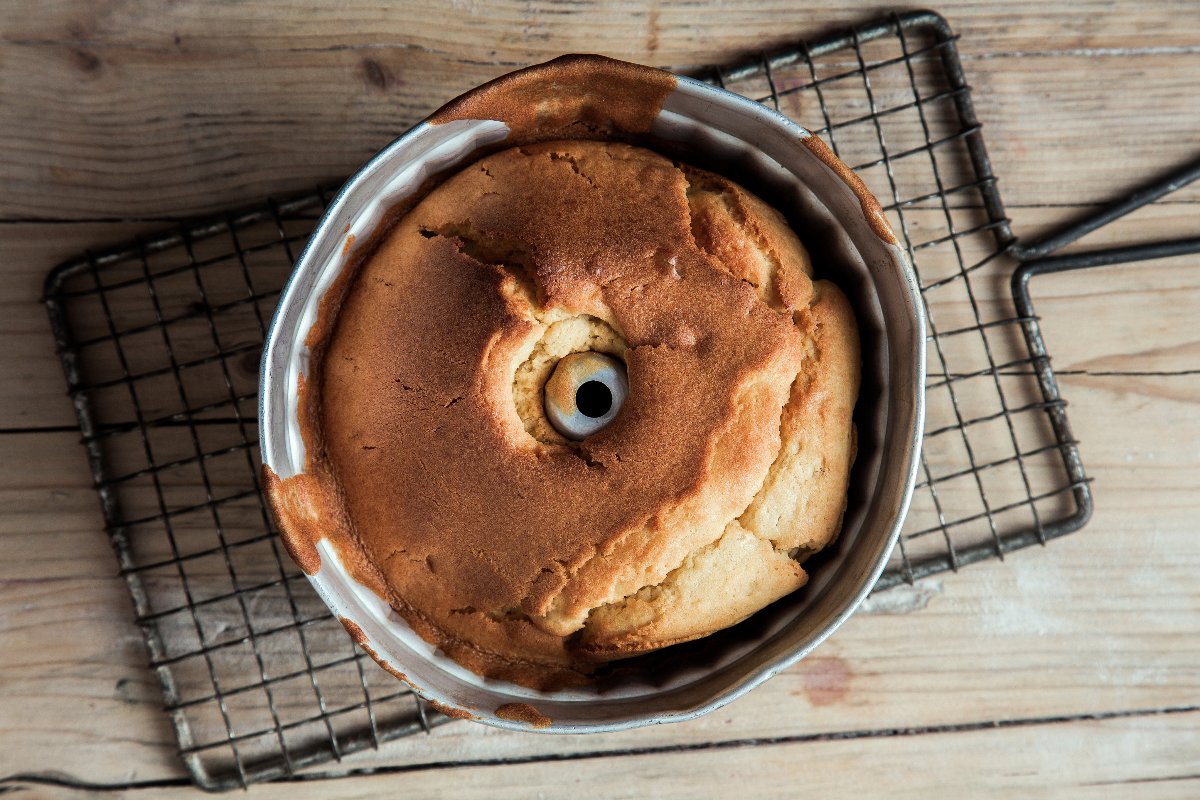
[{"x1": 417, "y1": 222, "x2": 541, "y2": 308}]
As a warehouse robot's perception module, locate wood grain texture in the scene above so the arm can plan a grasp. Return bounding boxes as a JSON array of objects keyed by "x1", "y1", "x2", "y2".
[
  {"x1": 6, "y1": 0, "x2": 1200, "y2": 58},
  {"x1": 1, "y1": 0, "x2": 1198, "y2": 796},
  {"x1": 0, "y1": 222, "x2": 161, "y2": 429},
  {"x1": 4, "y1": 713, "x2": 1199, "y2": 798},
  {"x1": 3, "y1": 371, "x2": 1198, "y2": 784},
  {"x1": 0, "y1": 3, "x2": 1198, "y2": 220}
]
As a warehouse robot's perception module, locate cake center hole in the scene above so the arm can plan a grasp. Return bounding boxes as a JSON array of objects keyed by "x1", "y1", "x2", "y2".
[{"x1": 576, "y1": 380, "x2": 613, "y2": 418}]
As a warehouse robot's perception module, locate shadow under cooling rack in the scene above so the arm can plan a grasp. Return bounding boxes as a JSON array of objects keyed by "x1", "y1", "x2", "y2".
[{"x1": 43, "y1": 10, "x2": 1090, "y2": 791}]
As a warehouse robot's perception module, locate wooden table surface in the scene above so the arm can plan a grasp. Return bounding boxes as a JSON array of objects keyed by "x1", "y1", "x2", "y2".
[{"x1": 2, "y1": 1, "x2": 1198, "y2": 797}]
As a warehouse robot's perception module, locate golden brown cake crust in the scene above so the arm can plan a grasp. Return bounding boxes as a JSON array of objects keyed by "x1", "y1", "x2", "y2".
[
  {"x1": 495, "y1": 702, "x2": 553, "y2": 728},
  {"x1": 429, "y1": 54, "x2": 676, "y2": 143},
  {"x1": 278, "y1": 139, "x2": 859, "y2": 689}
]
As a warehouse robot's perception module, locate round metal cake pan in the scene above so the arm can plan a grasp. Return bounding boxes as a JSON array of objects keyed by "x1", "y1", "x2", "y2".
[{"x1": 260, "y1": 55, "x2": 926, "y2": 732}]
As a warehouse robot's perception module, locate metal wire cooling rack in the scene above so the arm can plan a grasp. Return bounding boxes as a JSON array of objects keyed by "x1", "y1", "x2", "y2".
[{"x1": 43, "y1": 10, "x2": 1096, "y2": 791}]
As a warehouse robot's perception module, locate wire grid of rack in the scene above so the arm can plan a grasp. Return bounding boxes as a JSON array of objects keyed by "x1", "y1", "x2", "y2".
[{"x1": 43, "y1": 10, "x2": 1090, "y2": 791}]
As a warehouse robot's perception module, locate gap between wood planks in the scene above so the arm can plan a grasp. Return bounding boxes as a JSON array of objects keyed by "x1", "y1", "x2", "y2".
[
  {"x1": 2, "y1": 703, "x2": 1197, "y2": 792},
  {"x1": 4, "y1": 34, "x2": 1200, "y2": 60},
  {"x1": 2, "y1": 200, "x2": 1198, "y2": 226},
  {"x1": 0, "y1": 216, "x2": 194, "y2": 225}
]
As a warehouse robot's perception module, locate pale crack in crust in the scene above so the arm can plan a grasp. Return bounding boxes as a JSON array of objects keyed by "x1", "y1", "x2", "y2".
[
  {"x1": 682, "y1": 165, "x2": 815, "y2": 315},
  {"x1": 559, "y1": 172, "x2": 860, "y2": 656},
  {"x1": 571, "y1": 282, "x2": 858, "y2": 655},
  {"x1": 533, "y1": 358, "x2": 799, "y2": 640},
  {"x1": 564, "y1": 366, "x2": 804, "y2": 655}
]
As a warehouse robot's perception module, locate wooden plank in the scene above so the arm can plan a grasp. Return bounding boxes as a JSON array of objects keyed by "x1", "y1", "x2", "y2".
[
  {"x1": 0, "y1": 222, "x2": 165, "y2": 429},
  {"x1": 3, "y1": 365, "x2": 1197, "y2": 782},
  {"x1": 0, "y1": 429, "x2": 184, "y2": 782},
  {"x1": 970, "y1": 55, "x2": 1200, "y2": 210},
  {"x1": 4, "y1": 0, "x2": 1200, "y2": 62},
  {"x1": 0, "y1": 433, "x2": 101, "y2": 580},
  {"x1": 0, "y1": 39, "x2": 1196, "y2": 219},
  {"x1": 6, "y1": 711, "x2": 1199, "y2": 797}
]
